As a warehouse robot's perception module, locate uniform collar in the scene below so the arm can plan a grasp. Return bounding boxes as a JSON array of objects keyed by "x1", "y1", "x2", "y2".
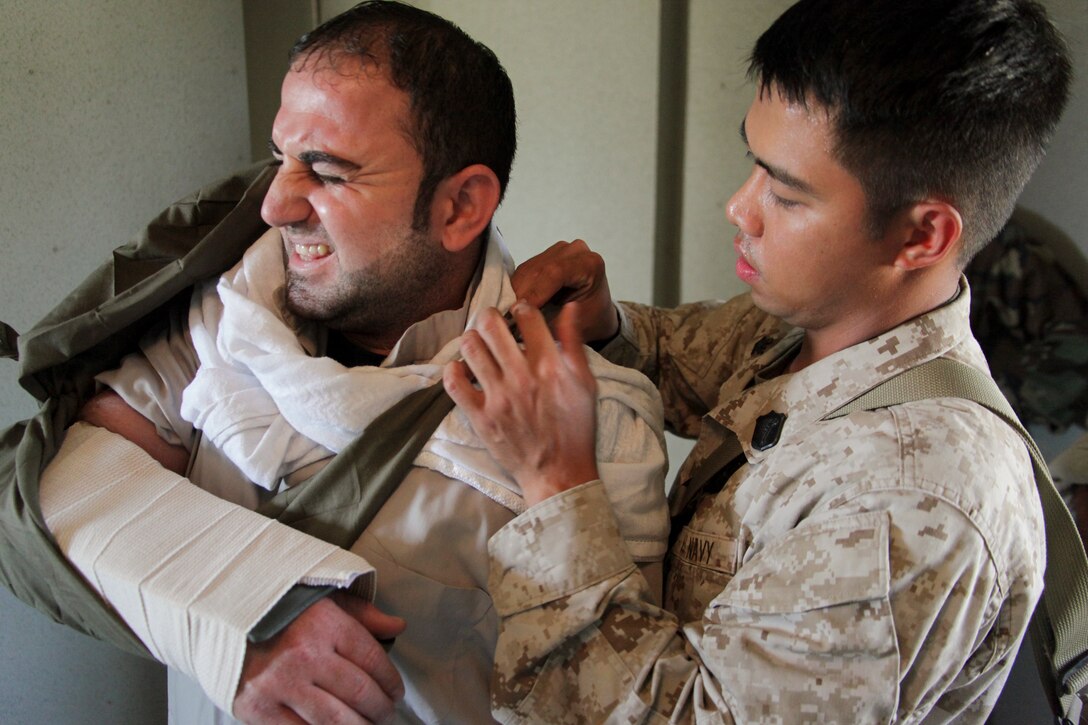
[{"x1": 709, "y1": 276, "x2": 980, "y2": 463}]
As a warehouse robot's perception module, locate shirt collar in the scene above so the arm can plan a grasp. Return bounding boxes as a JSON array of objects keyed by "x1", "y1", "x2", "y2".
[{"x1": 711, "y1": 276, "x2": 981, "y2": 462}]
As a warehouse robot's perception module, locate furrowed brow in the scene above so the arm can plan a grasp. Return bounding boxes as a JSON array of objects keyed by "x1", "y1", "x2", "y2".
[
  {"x1": 298, "y1": 150, "x2": 360, "y2": 172},
  {"x1": 266, "y1": 140, "x2": 360, "y2": 173}
]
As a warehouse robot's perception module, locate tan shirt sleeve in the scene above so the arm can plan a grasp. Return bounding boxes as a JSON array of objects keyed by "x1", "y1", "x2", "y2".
[
  {"x1": 602, "y1": 298, "x2": 784, "y2": 437},
  {"x1": 488, "y1": 480, "x2": 1010, "y2": 723}
]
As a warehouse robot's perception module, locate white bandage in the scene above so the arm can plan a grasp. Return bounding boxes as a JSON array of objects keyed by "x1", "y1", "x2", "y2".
[{"x1": 40, "y1": 422, "x2": 376, "y2": 715}]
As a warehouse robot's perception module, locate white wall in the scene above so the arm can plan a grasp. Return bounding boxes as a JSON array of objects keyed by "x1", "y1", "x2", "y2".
[
  {"x1": 428, "y1": 1, "x2": 661, "y2": 305},
  {"x1": 0, "y1": 1, "x2": 249, "y2": 722},
  {"x1": 680, "y1": 0, "x2": 795, "y2": 303}
]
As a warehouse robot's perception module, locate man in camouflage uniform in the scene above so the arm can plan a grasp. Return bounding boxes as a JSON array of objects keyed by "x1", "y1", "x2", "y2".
[
  {"x1": 965, "y1": 215, "x2": 1088, "y2": 723},
  {"x1": 966, "y1": 218, "x2": 1088, "y2": 433},
  {"x1": 443, "y1": 0, "x2": 1073, "y2": 721},
  {"x1": 967, "y1": 216, "x2": 1088, "y2": 551}
]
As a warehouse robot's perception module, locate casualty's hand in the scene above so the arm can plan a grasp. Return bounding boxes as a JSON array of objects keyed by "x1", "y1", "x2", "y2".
[
  {"x1": 444, "y1": 302, "x2": 600, "y2": 506},
  {"x1": 234, "y1": 593, "x2": 406, "y2": 724},
  {"x1": 511, "y1": 239, "x2": 620, "y2": 345}
]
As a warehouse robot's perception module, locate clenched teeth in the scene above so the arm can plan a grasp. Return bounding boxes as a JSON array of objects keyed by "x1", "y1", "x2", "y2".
[{"x1": 294, "y1": 243, "x2": 331, "y2": 260}]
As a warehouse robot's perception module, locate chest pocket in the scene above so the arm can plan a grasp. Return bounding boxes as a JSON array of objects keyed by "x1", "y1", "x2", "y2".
[
  {"x1": 666, "y1": 442, "x2": 749, "y2": 623},
  {"x1": 666, "y1": 523, "x2": 747, "y2": 623}
]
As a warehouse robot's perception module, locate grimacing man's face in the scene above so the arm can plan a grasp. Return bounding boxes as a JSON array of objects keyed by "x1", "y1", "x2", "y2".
[{"x1": 262, "y1": 57, "x2": 450, "y2": 353}]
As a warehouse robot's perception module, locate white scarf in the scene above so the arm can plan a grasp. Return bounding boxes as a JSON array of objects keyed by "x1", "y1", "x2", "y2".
[{"x1": 180, "y1": 226, "x2": 516, "y2": 489}]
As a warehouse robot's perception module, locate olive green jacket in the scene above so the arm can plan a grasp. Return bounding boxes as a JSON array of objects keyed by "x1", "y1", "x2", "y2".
[{"x1": 0, "y1": 162, "x2": 274, "y2": 657}]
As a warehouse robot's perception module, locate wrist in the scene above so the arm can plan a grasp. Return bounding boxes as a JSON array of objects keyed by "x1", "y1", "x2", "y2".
[
  {"x1": 588, "y1": 304, "x2": 620, "y2": 350},
  {"x1": 521, "y1": 467, "x2": 600, "y2": 507}
]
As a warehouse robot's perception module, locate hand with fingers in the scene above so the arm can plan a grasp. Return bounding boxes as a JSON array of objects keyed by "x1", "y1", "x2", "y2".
[
  {"x1": 444, "y1": 302, "x2": 600, "y2": 506},
  {"x1": 510, "y1": 239, "x2": 620, "y2": 346},
  {"x1": 233, "y1": 593, "x2": 406, "y2": 724}
]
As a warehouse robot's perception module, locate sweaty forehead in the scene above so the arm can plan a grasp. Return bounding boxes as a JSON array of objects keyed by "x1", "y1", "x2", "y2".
[
  {"x1": 742, "y1": 90, "x2": 864, "y2": 199},
  {"x1": 273, "y1": 60, "x2": 413, "y2": 151},
  {"x1": 291, "y1": 49, "x2": 392, "y2": 86},
  {"x1": 283, "y1": 58, "x2": 400, "y2": 110},
  {"x1": 745, "y1": 92, "x2": 838, "y2": 155}
]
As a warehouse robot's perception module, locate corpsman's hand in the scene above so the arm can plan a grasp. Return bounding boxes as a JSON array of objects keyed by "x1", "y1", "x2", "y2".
[
  {"x1": 444, "y1": 302, "x2": 600, "y2": 506},
  {"x1": 510, "y1": 239, "x2": 620, "y2": 345},
  {"x1": 234, "y1": 593, "x2": 406, "y2": 724}
]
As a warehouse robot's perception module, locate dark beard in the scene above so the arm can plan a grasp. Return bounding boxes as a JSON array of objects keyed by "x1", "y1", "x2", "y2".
[{"x1": 284, "y1": 236, "x2": 450, "y2": 340}]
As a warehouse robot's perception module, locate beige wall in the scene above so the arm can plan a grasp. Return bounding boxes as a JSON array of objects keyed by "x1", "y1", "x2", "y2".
[
  {"x1": 680, "y1": 0, "x2": 795, "y2": 302},
  {"x1": 0, "y1": 1, "x2": 249, "y2": 722},
  {"x1": 1018, "y1": 0, "x2": 1088, "y2": 264},
  {"x1": 419, "y1": 1, "x2": 661, "y2": 305}
]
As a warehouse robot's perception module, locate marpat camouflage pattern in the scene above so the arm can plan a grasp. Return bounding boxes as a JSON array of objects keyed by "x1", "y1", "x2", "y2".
[{"x1": 489, "y1": 278, "x2": 1042, "y2": 723}]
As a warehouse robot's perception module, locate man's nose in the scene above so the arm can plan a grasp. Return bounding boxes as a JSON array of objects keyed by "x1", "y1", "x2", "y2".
[
  {"x1": 261, "y1": 166, "x2": 312, "y2": 228},
  {"x1": 725, "y1": 168, "x2": 764, "y2": 238}
]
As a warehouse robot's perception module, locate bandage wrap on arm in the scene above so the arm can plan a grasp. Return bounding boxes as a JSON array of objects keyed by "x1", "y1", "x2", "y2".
[{"x1": 40, "y1": 422, "x2": 376, "y2": 715}]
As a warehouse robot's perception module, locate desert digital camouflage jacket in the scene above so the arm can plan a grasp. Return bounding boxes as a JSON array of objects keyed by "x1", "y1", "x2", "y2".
[
  {"x1": 488, "y1": 279, "x2": 1043, "y2": 724},
  {"x1": 966, "y1": 218, "x2": 1088, "y2": 432}
]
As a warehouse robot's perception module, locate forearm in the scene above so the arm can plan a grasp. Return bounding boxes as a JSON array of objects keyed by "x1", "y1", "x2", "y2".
[
  {"x1": 601, "y1": 298, "x2": 781, "y2": 438},
  {"x1": 489, "y1": 482, "x2": 695, "y2": 723},
  {"x1": 78, "y1": 390, "x2": 189, "y2": 474},
  {"x1": 41, "y1": 422, "x2": 375, "y2": 714},
  {"x1": 489, "y1": 485, "x2": 996, "y2": 723}
]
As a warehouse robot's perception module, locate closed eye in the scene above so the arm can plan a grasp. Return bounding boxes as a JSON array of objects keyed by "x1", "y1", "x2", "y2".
[
  {"x1": 309, "y1": 169, "x2": 345, "y2": 185},
  {"x1": 267, "y1": 139, "x2": 284, "y2": 162},
  {"x1": 267, "y1": 139, "x2": 353, "y2": 185},
  {"x1": 769, "y1": 191, "x2": 800, "y2": 209}
]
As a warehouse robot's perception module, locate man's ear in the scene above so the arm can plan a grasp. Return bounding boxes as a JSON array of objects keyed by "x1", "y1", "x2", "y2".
[
  {"x1": 430, "y1": 164, "x2": 501, "y2": 253},
  {"x1": 893, "y1": 201, "x2": 963, "y2": 270}
]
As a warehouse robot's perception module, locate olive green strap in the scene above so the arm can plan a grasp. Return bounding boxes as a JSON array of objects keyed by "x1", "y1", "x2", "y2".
[
  {"x1": 245, "y1": 381, "x2": 453, "y2": 643},
  {"x1": 827, "y1": 357, "x2": 1088, "y2": 722},
  {"x1": 259, "y1": 381, "x2": 455, "y2": 549},
  {"x1": 668, "y1": 431, "x2": 743, "y2": 518}
]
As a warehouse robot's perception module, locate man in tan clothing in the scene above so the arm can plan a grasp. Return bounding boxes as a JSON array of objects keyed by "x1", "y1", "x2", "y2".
[
  {"x1": 444, "y1": 0, "x2": 1074, "y2": 721},
  {"x1": 5, "y1": 2, "x2": 668, "y2": 724}
]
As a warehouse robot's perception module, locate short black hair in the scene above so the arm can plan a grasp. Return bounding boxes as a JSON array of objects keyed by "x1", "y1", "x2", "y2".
[
  {"x1": 750, "y1": 0, "x2": 1071, "y2": 264},
  {"x1": 290, "y1": 0, "x2": 517, "y2": 231}
]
